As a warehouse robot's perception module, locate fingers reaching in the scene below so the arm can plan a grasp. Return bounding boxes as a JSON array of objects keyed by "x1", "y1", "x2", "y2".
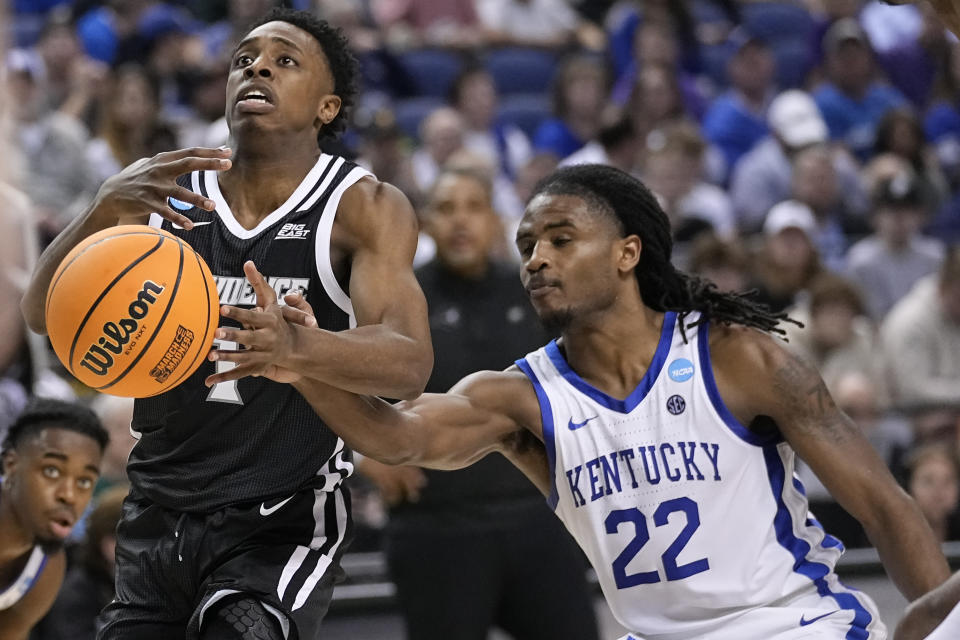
[{"x1": 243, "y1": 261, "x2": 277, "y2": 310}]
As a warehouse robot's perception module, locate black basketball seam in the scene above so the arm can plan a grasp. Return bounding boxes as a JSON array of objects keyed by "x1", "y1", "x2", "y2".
[
  {"x1": 97, "y1": 238, "x2": 185, "y2": 391},
  {"x1": 160, "y1": 248, "x2": 216, "y2": 393},
  {"x1": 66, "y1": 234, "x2": 166, "y2": 374},
  {"x1": 46, "y1": 229, "x2": 166, "y2": 323}
]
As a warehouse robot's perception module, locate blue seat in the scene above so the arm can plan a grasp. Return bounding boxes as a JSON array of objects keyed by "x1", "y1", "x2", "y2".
[
  {"x1": 393, "y1": 96, "x2": 444, "y2": 140},
  {"x1": 497, "y1": 93, "x2": 552, "y2": 139},
  {"x1": 396, "y1": 49, "x2": 463, "y2": 97},
  {"x1": 485, "y1": 48, "x2": 558, "y2": 95},
  {"x1": 742, "y1": 2, "x2": 814, "y2": 41}
]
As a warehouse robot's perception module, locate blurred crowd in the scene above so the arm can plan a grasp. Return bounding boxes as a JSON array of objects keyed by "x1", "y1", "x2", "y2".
[{"x1": 3, "y1": 0, "x2": 960, "y2": 631}]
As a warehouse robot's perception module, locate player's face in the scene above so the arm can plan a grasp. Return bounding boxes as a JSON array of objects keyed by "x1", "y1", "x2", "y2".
[
  {"x1": 426, "y1": 174, "x2": 499, "y2": 275},
  {"x1": 516, "y1": 194, "x2": 628, "y2": 332},
  {"x1": 226, "y1": 21, "x2": 340, "y2": 141},
  {"x1": 1, "y1": 428, "x2": 102, "y2": 550}
]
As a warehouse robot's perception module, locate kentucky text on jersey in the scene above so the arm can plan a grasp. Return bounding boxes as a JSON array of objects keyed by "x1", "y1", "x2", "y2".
[
  {"x1": 215, "y1": 275, "x2": 310, "y2": 306},
  {"x1": 565, "y1": 442, "x2": 721, "y2": 507}
]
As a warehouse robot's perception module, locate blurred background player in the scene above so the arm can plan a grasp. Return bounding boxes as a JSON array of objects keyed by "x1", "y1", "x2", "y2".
[
  {"x1": 357, "y1": 166, "x2": 599, "y2": 640},
  {"x1": 0, "y1": 399, "x2": 107, "y2": 640}
]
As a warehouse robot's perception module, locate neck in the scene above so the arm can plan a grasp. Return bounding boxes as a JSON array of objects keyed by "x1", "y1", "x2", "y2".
[
  {"x1": 217, "y1": 134, "x2": 322, "y2": 228},
  {"x1": 559, "y1": 293, "x2": 665, "y2": 399},
  {"x1": 441, "y1": 259, "x2": 489, "y2": 281}
]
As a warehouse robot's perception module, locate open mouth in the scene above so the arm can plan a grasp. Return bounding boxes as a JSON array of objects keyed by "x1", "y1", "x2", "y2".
[
  {"x1": 48, "y1": 515, "x2": 74, "y2": 539},
  {"x1": 236, "y1": 87, "x2": 275, "y2": 113}
]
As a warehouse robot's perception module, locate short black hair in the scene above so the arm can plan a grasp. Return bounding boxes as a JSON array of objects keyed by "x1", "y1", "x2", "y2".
[
  {"x1": 247, "y1": 8, "x2": 359, "y2": 143},
  {"x1": 2, "y1": 398, "x2": 109, "y2": 455}
]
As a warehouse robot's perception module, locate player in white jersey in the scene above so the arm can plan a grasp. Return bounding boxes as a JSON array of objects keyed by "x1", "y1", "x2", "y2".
[
  {"x1": 0, "y1": 399, "x2": 106, "y2": 639},
  {"x1": 216, "y1": 164, "x2": 950, "y2": 639}
]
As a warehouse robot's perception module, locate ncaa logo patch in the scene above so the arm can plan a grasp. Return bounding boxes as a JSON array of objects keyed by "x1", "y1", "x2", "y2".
[
  {"x1": 668, "y1": 358, "x2": 695, "y2": 382},
  {"x1": 666, "y1": 394, "x2": 686, "y2": 415},
  {"x1": 168, "y1": 197, "x2": 194, "y2": 211}
]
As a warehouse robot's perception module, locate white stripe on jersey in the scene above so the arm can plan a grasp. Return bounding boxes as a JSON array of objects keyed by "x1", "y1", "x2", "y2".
[
  {"x1": 313, "y1": 166, "x2": 372, "y2": 329},
  {"x1": 516, "y1": 312, "x2": 886, "y2": 639}
]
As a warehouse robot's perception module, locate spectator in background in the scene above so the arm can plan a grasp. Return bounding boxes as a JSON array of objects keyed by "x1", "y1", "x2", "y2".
[
  {"x1": 373, "y1": 0, "x2": 484, "y2": 48},
  {"x1": 610, "y1": 19, "x2": 707, "y2": 123},
  {"x1": 702, "y1": 28, "x2": 775, "y2": 180},
  {"x1": 356, "y1": 109, "x2": 422, "y2": 207},
  {"x1": 789, "y1": 145, "x2": 852, "y2": 270},
  {"x1": 559, "y1": 108, "x2": 640, "y2": 174},
  {"x1": 906, "y1": 445, "x2": 960, "y2": 543},
  {"x1": 688, "y1": 234, "x2": 750, "y2": 294},
  {"x1": 532, "y1": 54, "x2": 607, "y2": 159},
  {"x1": 782, "y1": 273, "x2": 882, "y2": 391},
  {"x1": 34, "y1": 13, "x2": 106, "y2": 123},
  {"x1": 626, "y1": 62, "x2": 687, "y2": 138},
  {"x1": 643, "y1": 121, "x2": 736, "y2": 241},
  {"x1": 203, "y1": 0, "x2": 276, "y2": 61},
  {"x1": 84, "y1": 64, "x2": 177, "y2": 187},
  {"x1": 881, "y1": 245, "x2": 960, "y2": 415},
  {"x1": 814, "y1": 18, "x2": 908, "y2": 162},
  {"x1": 476, "y1": 0, "x2": 585, "y2": 48},
  {"x1": 449, "y1": 65, "x2": 531, "y2": 181},
  {"x1": 411, "y1": 107, "x2": 465, "y2": 195},
  {"x1": 176, "y1": 59, "x2": 230, "y2": 149},
  {"x1": 875, "y1": 108, "x2": 949, "y2": 209},
  {"x1": 6, "y1": 49, "x2": 96, "y2": 238},
  {"x1": 32, "y1": 485, "x2": 128, "y2": 640},
  {"x1": 925, "y1": 39, "x2": 960, "y2": 188},
  {"x1": 846, "y1": 171, "x2": 944, "y2": 321},
  {"x1": 751, "y1": 200, "x2": 825, "y2": 313},
  {"x1": 357, "y1": 167, "x2": 599, "y2": 640},
  {"x1": 730, "y1": 89, "x2": 866, "y2": 232}
]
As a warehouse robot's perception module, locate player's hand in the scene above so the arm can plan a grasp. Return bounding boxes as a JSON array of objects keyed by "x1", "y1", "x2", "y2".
[
  {"x1": 91, "y1": 147, "x2": 233, "y2": 230},
  {"x1": 355, "y1": 456, "x2": 428, "y2": 505},
  {"x1": 205, "y1": 260, "x2": 302, "y2": 385}
]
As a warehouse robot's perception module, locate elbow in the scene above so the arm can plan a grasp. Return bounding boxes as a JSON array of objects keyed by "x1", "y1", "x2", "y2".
[
  {"x1": 20, "y1": 296, "x2": 47, "y2": 335},
  {"x1": 393, "y1": 345, "x2": 433, "y2": 400}
]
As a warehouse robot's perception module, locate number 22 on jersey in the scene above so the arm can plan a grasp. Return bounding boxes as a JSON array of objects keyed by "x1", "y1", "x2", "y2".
[{"x1": 606, "y1": 497, "x2": 710, "y2": 589}]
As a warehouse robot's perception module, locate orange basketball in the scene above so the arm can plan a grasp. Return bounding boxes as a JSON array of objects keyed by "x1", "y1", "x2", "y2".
[{"x1": 45, "y1": 225, "x2": 219, "y2": 398}]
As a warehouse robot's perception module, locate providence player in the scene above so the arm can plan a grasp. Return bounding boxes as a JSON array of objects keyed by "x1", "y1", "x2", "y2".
[{"x1": 21, "y1": 9, "x2": 431, "y2": 640}]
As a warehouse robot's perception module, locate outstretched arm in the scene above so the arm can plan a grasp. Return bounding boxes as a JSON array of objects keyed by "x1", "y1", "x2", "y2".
[
  {"x1": 207, "y1": 179, "x2": 432, "y2": 399},
  {"x1": 289, "y1": 368, "x2": 536, "y2": 469},
  {"x1": 20, "y1": 147, "x2": 232, "y2": 334},
  {"x1": 712, "y1": 328, "x2": 950, "y2": 601}
]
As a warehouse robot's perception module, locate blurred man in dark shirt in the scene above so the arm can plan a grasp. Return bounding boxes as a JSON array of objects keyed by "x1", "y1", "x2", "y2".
[{"x1": 358, "y1": 166, "x2": 599, "y2": 640}]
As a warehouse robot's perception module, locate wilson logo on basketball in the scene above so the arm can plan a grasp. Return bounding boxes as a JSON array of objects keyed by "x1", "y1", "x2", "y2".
[{"x1": 79, "y1": 281, "x2": 165, "y2": 376}]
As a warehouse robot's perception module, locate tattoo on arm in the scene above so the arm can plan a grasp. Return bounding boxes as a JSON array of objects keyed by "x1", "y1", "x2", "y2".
[{"x1": 772, "y1": 353, "x2": 858, "y2": 444}]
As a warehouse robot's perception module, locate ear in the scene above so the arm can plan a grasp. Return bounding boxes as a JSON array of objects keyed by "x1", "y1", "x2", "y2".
[
  {"x1": 618, "y1": 234, "x2": 642, "y2": 275},
  {"x1": 2, "y1": 449, "x2": 18, "y2": 480},
  {"x1": 315, "y1": 94, "x2": 342, "y2": 129}
]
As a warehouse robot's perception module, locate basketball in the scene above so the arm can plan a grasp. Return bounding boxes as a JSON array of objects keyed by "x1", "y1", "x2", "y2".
[{"x1": 45, "y1": 225, "x2": 219, "y2": 398}]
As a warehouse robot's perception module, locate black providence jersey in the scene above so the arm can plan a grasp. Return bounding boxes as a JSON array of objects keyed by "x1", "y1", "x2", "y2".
[{"x1": 129, "y1": 154, "x2": 368, "y2": 512}]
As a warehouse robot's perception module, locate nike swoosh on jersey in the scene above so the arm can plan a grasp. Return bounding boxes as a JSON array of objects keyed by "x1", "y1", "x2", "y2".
[
  {"x1": 171, "y1": 221, "x2": 213, "y2": 230},
  {"x1": 259, "y1": 495, "x2": 295, "y2": 516},
  {"x1": 568, "y1": 416, "x2": 598, "y2": 431},
  {"x1": 799, "y1": 611, "x2": 839, "y2": 626}
]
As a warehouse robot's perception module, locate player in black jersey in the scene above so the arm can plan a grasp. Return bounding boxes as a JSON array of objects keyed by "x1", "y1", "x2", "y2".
[{"x1": 21, "y1": 8, "x2": 431, "y2": 640}]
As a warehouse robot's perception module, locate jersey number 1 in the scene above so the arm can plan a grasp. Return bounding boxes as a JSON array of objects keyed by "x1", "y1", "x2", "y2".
[
  {"x1": 207, "y1": 339, "x2": 243, "y2": 404},
  {"x1": 605, "y1": 497, "x2": 710, "y2": 589}
]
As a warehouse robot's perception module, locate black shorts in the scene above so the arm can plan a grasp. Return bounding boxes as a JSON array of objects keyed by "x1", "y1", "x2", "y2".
[{"x1": 97, "y1": 485, "x2": 352, "y2": 640}]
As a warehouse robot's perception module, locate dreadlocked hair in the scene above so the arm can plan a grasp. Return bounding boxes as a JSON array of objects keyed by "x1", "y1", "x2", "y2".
[{"x1": 530, "y1": 164, "x2": 799, "y2": 341}]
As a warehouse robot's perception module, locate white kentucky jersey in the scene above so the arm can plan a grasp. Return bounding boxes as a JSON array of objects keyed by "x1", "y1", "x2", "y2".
[
  {"x1": 515, "y1": 311, "x2": 885, "y2": 640},
  {"x1": 0, "y1": 546, "x2": 47, "y2": 611}
]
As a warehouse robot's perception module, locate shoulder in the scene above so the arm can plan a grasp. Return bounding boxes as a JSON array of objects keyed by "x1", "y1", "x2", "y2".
[
  {"x1": 336, "y1": 176, "x2": 418, "y2": 245},
  {"x1": 450, "y1": 367, "x2": 543, "y2": 429},
  {"x1": 706, "y1": 322, "x2": 804, "y2": 424},
  {"x1": 2, "y1": 550, "x2": 66, "y2": 627},
  {"x1": 846, "y1": 236, "x2": 881, "y2": 265}
]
